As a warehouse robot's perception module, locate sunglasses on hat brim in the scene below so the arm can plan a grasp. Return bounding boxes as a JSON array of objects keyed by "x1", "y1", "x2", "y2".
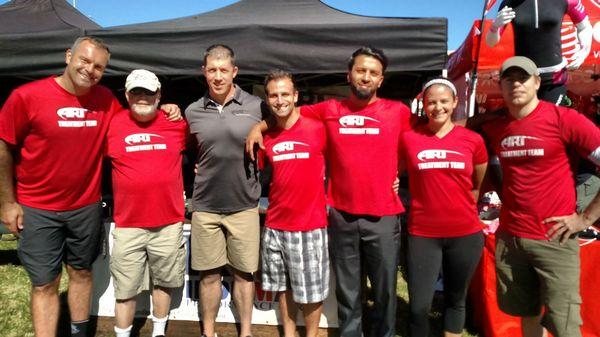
[{"x1": 128, "y1": 87, "x2": 157, "y2": 96}]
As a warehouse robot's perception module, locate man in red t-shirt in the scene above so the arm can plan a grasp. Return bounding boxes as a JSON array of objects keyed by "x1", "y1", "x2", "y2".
[
  {"x1": 247, "y1": 47, "x2": 411, "y2": 337},
  {"x1": 259, "y1": 70, "x2": 328, "y2": 337},
  {"x1": 0, "y1": 37, "x2": 116, "y2": 337},
  {"x1": 106, "y1": 70, "x2": 187, "y2": 337},
  {"x1": 483, "y1": 56, "x2": 600, "y2": 337},
  {"x1": 0, "y1": 37, "x2": 181, "y2": 337}
]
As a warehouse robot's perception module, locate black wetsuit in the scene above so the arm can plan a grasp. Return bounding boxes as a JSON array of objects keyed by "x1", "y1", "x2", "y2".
[{"x1": 497, "y1": 0, "x2": 588, "y2": 104}]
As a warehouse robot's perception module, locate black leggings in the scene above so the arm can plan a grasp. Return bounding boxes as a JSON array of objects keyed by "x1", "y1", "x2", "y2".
[{"x1": 407, "y1": 231, "x2": 484, "y2": 337}]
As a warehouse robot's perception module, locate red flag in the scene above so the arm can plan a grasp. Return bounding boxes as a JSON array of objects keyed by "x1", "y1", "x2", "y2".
[{"x1": 485, "y1": 0, "x2": 498, "y2": 14}]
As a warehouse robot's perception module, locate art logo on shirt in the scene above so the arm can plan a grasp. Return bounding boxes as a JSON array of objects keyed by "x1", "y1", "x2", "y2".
[
  {"x1": 416, "y1": 149, "x2": 465, "y2": 170},
  {"x1": 338, "y1": 115, "x2": 380, "y2": 135},
  {"x1": 271, "y1": 141, "x2": 310, "y2": 162},
  {"x1": 124, "y1": 133, "x2": 167, "y2": 152},
  {"x1": 499, "y1": 135, "x2": 544, "y2": 158},
  {"x1": 56, "y1": 107, "x2": 97, "y2": 128}
]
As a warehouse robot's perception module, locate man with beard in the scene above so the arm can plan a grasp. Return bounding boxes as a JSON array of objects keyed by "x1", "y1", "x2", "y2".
[
  {"x1": 247, "y1": 47, "x2": 411, "y2": 337},
  {"x1": 0, "y1": 37, "x2": 180, "y2": 337},
  {"x1": 106, "y1": 69, "x2": 187, "y2": 337}
]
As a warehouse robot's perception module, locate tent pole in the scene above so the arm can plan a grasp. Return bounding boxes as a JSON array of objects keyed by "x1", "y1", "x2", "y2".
[{"x1": 468, "y1": 0, "x2": 495, "y2": 116}]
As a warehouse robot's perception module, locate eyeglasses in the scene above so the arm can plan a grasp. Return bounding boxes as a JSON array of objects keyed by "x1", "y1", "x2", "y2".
[{"x1": 129, "y1": 88, "x2": 157, "y2": 96}]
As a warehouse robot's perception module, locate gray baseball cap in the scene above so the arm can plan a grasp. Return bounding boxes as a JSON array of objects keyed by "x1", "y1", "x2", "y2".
[{"x1": 500, "y1": 56, "x2": 539, "y2": 77}]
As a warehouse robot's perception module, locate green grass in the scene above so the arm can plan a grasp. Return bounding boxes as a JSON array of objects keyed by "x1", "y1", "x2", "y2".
[
  {"x1": 0, "y1": 237, "x2": 36, "y2": 337},
  {"x1": 0, "y1": 236, "x2": 478, "y2": 337}
]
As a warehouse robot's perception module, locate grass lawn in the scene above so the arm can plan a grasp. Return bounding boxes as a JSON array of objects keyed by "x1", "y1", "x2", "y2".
[{"x1": 0, "y1": 236, "x2": 479, "y2": 337}]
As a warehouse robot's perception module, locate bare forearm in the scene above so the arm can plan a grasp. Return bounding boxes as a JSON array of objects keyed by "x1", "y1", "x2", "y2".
[
  {"x1": 485, "y1": 29, "x2": 501, "y2": 47},
  {"x1": 581, "y1": 190, "x2": 600, "y2": 228},
  {"x1": 0, "y1": 140, "x2": 16, "y2": 204}
]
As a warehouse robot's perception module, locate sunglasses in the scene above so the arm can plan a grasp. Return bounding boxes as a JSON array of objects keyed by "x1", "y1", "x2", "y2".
[{"x1": 129, "y1": 87, "x2": 157, "y2": 96}]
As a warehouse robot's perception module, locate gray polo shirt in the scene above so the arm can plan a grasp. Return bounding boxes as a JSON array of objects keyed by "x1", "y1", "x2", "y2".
[{"x1": 185, "y1": 85, "x2": 268, "y2": 213}]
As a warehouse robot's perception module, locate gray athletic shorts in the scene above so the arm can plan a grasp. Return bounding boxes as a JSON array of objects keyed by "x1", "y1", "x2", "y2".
[
  {"x1": 18, "y1": 202, "x2": 103, "y2": 286},
  {"x1": 261, "y1": 227, "x2": 329, "y2": 304}
]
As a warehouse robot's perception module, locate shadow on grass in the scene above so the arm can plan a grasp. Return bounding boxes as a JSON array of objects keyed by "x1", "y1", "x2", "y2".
[{"x1": 0, "y1": 248, "x2": 20, "y2": 266}]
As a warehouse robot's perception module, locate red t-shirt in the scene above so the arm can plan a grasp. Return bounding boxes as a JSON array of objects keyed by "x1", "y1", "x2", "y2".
[
  {"x1": 261, "y1": 117, "x2": 327, "y2": 231},
  {"x1": 0, "y1": 77, "x2": 121, "y2": 211},
  {"x1": 483, "y1": 101, "x2": 600, "y2": 239},
  {"x1": 106, "y1": 110, "x2": 187, "y2": 228},
  {"x1": 301, "y1": 98, "x2": 411, "y2": 216},
  {"x1": 401, "y1": 125, "x2": 488, "y2": 237}
]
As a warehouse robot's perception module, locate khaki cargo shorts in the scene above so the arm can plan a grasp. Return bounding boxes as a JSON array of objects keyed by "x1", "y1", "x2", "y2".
[
  {"x1": 495, "y1": 231, "x2": 582, "y2": 337},
  {"x1": 110, "y1": 222, "x2": 186, "y2": 300},
  {"x1": 190, "y1": 207, "x2": 259, "y2": 273}
]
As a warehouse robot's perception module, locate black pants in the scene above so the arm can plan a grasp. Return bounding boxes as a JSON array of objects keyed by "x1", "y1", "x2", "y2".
[
  {"x1": 328, "y1": 208, "x2": 400, "y2": 337},
  {"x1": 407, "y1": 231, "x2": 484, "y2": 337},
  {"x1": 538, "y1": 73, "x2": 567, "y2": 106}
]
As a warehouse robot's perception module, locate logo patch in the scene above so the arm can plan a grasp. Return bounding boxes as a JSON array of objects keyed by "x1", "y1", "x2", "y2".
[
  {"x1": 338, "y1": 115, "x2": 380, "y2": 135},
  {"x1": 500, "y1": 136, "x2": 542, "y2": 149},
  {"x1": 339, "y1": 115, "x2": 379, "y2": 127},
  {"x1": 272, "y1": 141, "x2": 309, "y2": 154},
  {"x1": 124, "y1": 133, "x2": 167, "y2": 152},
  {"x1": 57, "y1": 107, "x2": 87, "y2": 120},
  {"x1": 56, "y1": 107, "x2": 97, "y2": 127},
  {"x1": 124, "y1": 133, "x2": 164, "y2": 145},
  {"x1": 417, "y1": 149, "x2": 464, "y2": 161}
]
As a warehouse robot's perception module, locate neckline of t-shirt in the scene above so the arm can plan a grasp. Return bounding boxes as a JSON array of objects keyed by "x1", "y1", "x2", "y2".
[
  {"x1": 273, "y1": 115, "x2": 303, "y2": 133},
  {"x1": 341, "y1": 97, "x2": 386, "y2": 113},
  {"x1": 508, "y1": 101, "x2": 543, "y2": 122},
  {"x1": 49, "y1": 75, "x2": 93, "y2": 100},
  {"x1": 419, "y1": 123, "x2": 458, "y2": 140},
  {"x1": 432, "y1": 124, "x2": 457, "y2": 140}
]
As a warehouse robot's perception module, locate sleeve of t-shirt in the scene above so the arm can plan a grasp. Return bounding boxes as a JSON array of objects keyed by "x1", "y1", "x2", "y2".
[
  {"x1": 566, "y1": 0, "x2": 588, "y2": 24},
  {"x1": 257, "y1": 148, "x2": 267, "y2": 171},
  {"x1": 300, "y1": 100, "x2": 329, "y2": 121},
  {"x1": 560, "y1": 108, "x2": 600, "y2": 166},
  {"x1": 104, "y1": 113, "x2": 119, "y2": 158},
  {"x1": 179, "y1": 119, "x2": 189, "y2": 152},
  {"x1": 260, "y1": 100, "x2": 271, "y2": 120},
  {"x1": 102, "y1": 130, "x2": 109, "y2": 157},
  {"x1": 473, "y1": 133, "x2": 489, "y2": 165},
  {"x1": 399, "y1": 103, "x2": 413, "y2": 133},
  {"x1": 0, "y1": 90, "x2": 30, "y2": 145},
  {"x1": 398, "y1": 131, "x2": 408, "y2": 162}
]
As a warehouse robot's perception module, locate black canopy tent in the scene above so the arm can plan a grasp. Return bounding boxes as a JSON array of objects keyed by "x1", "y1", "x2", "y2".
[
  {"x1": 0, "y1": 0, "x2": 100, "y2": 76},
  {"x1": 90, "y1": 0, "x2": 447, "y2": 104},
  {"x1": 91, "y1": 0, "x2": 447, "y2": 76},
  {"x1": 0, "y1": 0, "x2": 447, "y2": 104},
  {"x1": 0, "y1": 0, "x2": 100, "y2": 101}
]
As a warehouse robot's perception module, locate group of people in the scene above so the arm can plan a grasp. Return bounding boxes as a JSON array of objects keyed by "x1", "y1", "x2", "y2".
[{"x1": 0, "y1": 35, "x2": 599, "y2": 337}]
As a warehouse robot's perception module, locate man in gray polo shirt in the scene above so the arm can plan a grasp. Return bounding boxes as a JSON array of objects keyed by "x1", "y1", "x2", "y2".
[{"x1": 185, "y1": 44, "x2": 267, "y2": 337}]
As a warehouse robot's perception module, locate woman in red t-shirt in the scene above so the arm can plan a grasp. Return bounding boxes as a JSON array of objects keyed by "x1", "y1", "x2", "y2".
[{"x1": 400, "y1": 78, "x2": 488, "y2": 337}]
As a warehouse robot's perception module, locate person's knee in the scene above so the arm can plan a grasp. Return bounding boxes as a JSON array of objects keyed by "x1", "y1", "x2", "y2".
[
  {"x1": 200, "y1": 268, "x2": 222, "y2": 286},
  {"x1": 232, "y1": 269, "x2": 253, "y2": 283},
  {"x1": 31, "y1": 276, "x2": 60, "y2": 296},
  {"x1": 66, "y1": 265, "x2": 92, "y2": 283},
  {"x1": 116, "y1": 298, "x2": 135, "y2": 304}
]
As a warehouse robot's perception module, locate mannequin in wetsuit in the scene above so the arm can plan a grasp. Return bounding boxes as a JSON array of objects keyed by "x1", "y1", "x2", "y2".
[{"x1": 486, "y1": 0, "x2": 593, "y2": 105}]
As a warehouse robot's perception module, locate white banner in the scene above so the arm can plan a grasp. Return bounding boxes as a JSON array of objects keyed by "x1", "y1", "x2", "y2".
[{"x1": 90, "y1": 223, "x2": 339, "y2": 327}]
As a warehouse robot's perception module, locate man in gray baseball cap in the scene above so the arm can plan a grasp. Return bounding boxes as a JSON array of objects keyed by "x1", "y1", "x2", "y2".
[
  {"x1": 499, "y1": 55, "x2": 540, "y2": 77},
  {"x1": 481, "y1": 55, "x2": 600, "y2": 337}
]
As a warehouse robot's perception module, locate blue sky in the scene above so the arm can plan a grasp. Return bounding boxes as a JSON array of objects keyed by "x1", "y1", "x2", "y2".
[{"x1": 0, "y1": 0, "x2": 501, "y2": 50}]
